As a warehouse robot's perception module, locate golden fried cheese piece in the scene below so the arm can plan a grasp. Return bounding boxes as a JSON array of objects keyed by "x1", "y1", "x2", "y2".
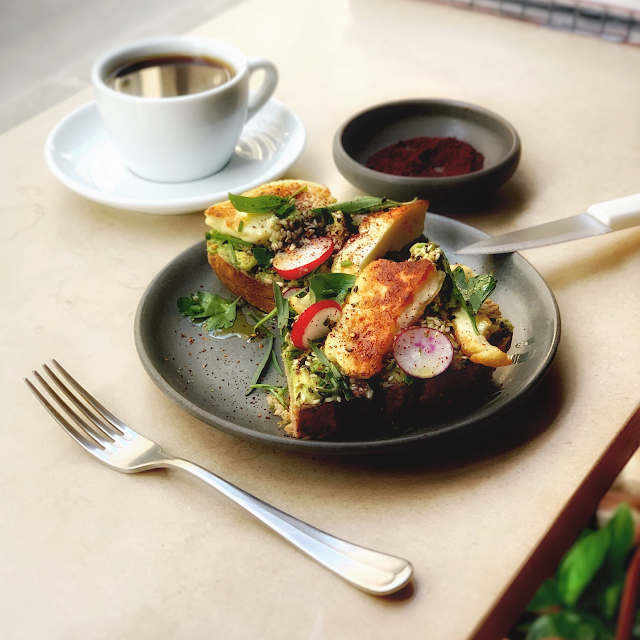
[
  {"x1": 331, "y1": 200, "x2": 428, "y2": 276},
  {"x1": 324, "y1": 258, "x2": 445, "y2": 379}
]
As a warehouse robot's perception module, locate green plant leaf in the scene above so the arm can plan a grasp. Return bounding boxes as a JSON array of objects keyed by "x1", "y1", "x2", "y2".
[
  {"x1": 246, "y1": 332, "x2": 275, "y2": 395},
  {"x1": 308, "y1": 273, "x2": 357, "y2": 303},
  {"x1": 177, "y1": 292, "x2": 240, "y2": 331},
  {"x1": 605, "y1": 502, "x2": 635, "y2": 569},
  {"x1": 557, "y1": 527, "x2": 612, "y2": 607},
  {"x1": 252, "y1": 246, "x2": 274, "y2": 268},
  {"x1": 311, "y1": 196, "x2": 408, "y2": 218},
  {"x1": 273, "y1": 282, "x2": 290, "y2": 332},
  {"x1": 525, "y1": 610, "x2": 614, "y2": 640},
  {"x1": 229, "y1": 193, "x2": 289, "y2": 214},
  {"x1": 526, "y1": 578, "x2": 563, "y2": 612}
]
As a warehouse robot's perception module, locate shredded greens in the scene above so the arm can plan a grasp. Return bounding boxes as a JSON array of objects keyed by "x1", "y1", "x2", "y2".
[{"x1": 309, "y1": 342, "x2": 353, "y2": 400}]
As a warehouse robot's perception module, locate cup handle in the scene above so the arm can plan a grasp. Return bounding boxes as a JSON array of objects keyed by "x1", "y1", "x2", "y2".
[{"x1": 246, "y1": 57, "x2": 278, "y2": 122}]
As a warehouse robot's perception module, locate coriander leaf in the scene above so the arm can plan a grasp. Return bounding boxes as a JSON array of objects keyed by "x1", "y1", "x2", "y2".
[
  {"x1": 246, "y1": 332, "x2": 274, "y2": 395},
  {"x1": 229, "y1": 193, "x2": 289, "y2": 214},
  {"x1": 252, "y1": 246, "x2": 274, "y2": 268},
  {"x1": 451, "y1": 267, "x2": 497, "y2": 315},
  {"x1": 309, "y1": 273, "x2": 356, "y2": 303},
  {"x1": 177, "y1": 292, "x2": 240, "y2": 331},
  {"x1": 311, "y1": 196, "x2": 408, "y2": 218}
]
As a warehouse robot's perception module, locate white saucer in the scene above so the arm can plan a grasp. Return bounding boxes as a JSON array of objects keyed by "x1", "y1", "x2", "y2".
[{"x1": 45, "y1": 99, "x2": 306, "y2": 215}]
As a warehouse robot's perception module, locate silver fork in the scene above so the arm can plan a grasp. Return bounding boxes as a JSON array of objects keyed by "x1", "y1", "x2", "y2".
[{"x1": 25, "y1": 360, "x2": 413, "y2": 596}]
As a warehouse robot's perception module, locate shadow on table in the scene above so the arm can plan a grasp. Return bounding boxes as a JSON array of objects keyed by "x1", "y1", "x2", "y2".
[{"x1": 310, "y1": 358, "x2": 564, "y2": 477}]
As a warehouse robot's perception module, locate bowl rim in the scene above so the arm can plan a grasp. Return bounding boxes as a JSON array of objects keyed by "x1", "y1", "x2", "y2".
[{"x1": 333, "y1": 98, "x2": 521, "y2": 186}]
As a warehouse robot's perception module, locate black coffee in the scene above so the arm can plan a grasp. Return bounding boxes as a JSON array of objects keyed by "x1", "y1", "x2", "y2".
[{"x1": 105, "y1": 55, "x2": 234, "y2": 98}]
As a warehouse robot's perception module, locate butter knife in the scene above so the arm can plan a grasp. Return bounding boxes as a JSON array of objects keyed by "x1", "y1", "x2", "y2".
[{"x1": 457, "y1": 193, "x2": 640, "y2": 255}]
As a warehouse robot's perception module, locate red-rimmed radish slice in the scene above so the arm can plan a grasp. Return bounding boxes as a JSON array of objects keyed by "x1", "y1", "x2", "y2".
[
  {"x1": 290, "y1": 300, "x2": 342, "y2": 350},
  {"x1": 273, "y1": 236, "x2": 334, "y2": 280},
  {"x1": 393, "y1": 327, "x2": 453, "y2": 379},
  {"x1": 282, "y1": 286, "x2": 304, "y2": 299}
]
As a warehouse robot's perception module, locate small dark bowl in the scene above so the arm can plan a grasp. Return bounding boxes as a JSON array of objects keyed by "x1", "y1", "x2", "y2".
[{"x1": 333, "y1": 99, "x2": 521, "y2": 204}]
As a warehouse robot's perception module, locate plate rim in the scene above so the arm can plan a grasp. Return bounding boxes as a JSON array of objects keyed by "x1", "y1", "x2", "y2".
[
  {"x1": 134, "y1": 214, "x2": 561, "y2": 454},
  {"x1": 44, "y1": 100, "x2": 307, "y2": 215}
]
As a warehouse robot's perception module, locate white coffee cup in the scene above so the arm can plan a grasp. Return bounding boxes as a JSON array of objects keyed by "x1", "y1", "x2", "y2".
[{"x1": 91, "y1": 36, "x2": 278, "y2": 183}]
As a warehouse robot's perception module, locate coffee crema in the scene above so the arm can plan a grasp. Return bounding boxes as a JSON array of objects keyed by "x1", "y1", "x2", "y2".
[{"x1": 105, "y1": 55, "x2": 235, "y2": 98}]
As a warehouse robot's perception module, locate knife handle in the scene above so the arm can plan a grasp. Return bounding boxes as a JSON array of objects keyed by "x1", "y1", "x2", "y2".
[{"x1": 588, "y1": 193, "x2": 640, "y2": 231}]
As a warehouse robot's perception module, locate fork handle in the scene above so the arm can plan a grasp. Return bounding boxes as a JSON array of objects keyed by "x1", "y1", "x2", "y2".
[{"x1": 164, "y1": 457, "x2": 412, "y2": 595}]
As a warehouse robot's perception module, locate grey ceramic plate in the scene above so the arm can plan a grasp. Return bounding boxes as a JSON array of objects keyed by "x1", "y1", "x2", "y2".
[{"x1": 134, "y1": 214, "x2": 560, "y2": 454}]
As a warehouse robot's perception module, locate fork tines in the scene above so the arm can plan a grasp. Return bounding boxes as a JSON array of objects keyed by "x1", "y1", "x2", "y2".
[{"x1": 25, "y1": 361, "x2": 127, "y2": 451}]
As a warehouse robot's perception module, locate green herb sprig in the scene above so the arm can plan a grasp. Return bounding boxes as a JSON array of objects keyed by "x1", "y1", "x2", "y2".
[
  {"x1": 229, "y1": 185, "x2": 307, "y2": 219},
  {"x1": 310, "y1": 196, "x2": 412, "y2": 220},
  {"x1": 308, "y1": 273, "x2": 356, "y2": 304},
  {"x1": 177, "y1": 292, "x2": 240, "y2": 332},
  {"x1": 309, "y1": 342, "x2": 353, "y2": 400},
  {"x1": 438, "y1": 250, "x2": 496, "y2": 334},
  {"x1": 246, "y1": 331, "x2": 275, "y2": 396}
]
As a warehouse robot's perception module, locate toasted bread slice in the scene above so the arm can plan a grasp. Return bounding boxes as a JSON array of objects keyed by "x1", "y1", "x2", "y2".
[
  {"x1": 205, "y1": 180, "x2": 336, "y2": 312},
  {"x1": 283, "y1": 359, "x2": 500, "y2": 440},
  {"x1": 207, "y1": 253, "x2": 277, "y2": 312}
]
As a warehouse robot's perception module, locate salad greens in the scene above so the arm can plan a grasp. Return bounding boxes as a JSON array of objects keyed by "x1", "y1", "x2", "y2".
[
  {"x1": 310, "y1": 196, "x2": 410, "y2": 218},
  {"x1": 246, "y1": 331, "x2": 275, "y2": 396},
  {"x1": 308, "y1": 273, "x2": 356, "y2": 304},
  {"x1": 434, "y1": 247, "x2": 496, "y2": 334},
  {"x1": 177, "y1": 292, "x2": 240, "y2": 332},
  {"x1": 309, "y1": 341, "x2": 353, "y2": 400},
  {"x1": 229, "y1": 185, "x2": 307, "y2": 219}
]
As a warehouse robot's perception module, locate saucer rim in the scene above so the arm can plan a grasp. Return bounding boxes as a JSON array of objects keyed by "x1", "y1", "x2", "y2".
[{"x1": 44, "y1": 99, "x2": 307, "y2": 215}]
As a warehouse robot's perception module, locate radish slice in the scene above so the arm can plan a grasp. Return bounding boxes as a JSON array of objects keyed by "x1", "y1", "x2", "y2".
[
  {"x1": 290, "y1": 300, "x2": 342, "y2": 350},
  {"x1": 393, "y1": 327, "x2": 454, "y2": 379},
  {"x1": 282, "y1": 286, "x2": 304, "y2": 299},
  {"x1": 273, "y1": 237, "x2": 334, "y2": 280}
]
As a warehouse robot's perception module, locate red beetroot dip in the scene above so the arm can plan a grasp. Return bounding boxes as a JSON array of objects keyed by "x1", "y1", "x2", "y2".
[{"x1": 366, "y1": 136, "x2": 484, "y2": 178}]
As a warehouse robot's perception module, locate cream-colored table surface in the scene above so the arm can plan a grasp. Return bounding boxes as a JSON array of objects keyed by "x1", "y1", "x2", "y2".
[{"x1": 2, "y1": 1, "x2": 640, "y2": 639}]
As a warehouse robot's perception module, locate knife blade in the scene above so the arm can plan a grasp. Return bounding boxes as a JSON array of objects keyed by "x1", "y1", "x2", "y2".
[{"x1": 456, "y1": 193, "x2": 640, "y2": 255}]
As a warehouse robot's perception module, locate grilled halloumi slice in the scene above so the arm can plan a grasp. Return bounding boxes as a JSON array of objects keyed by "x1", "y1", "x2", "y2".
[
  {"x1": 331, "y1": 200, "x2": 428, "y2": 276},
  {"x1": 324, "y1": 258, "x2": 445, "y2": 379}
]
